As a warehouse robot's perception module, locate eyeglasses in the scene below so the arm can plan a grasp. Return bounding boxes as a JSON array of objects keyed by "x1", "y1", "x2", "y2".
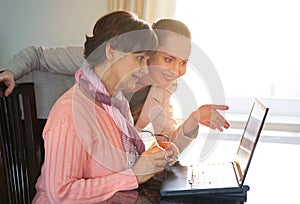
[
  {"x1": 141, "y1": 130, "x2": 178, "y2": 171},
  {"x1": 141, "y1": 130, "x2": 169, "y2": 141}
]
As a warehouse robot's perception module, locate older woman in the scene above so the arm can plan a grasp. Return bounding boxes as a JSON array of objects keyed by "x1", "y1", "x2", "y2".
[{"x1": 32, "y1": 11, "x2": 169, "y2": 203}]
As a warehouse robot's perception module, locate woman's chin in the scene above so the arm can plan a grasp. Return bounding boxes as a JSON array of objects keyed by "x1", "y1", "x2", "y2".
[
  {"x1": 157, "y1": 82, "x2": 173, "y2": 89},
  {"x1": 126, "y1": 82, "x2": 137, "y2": 91}
]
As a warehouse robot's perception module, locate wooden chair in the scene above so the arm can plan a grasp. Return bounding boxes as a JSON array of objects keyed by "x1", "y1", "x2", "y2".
[{"x1": 0, "y1": 82, "x2": 43, "y2": 204}]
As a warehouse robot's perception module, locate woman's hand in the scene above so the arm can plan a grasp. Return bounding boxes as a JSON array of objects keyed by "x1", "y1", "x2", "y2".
[
  {"x1": 184, "y1": 104, "x2": 230, "y2": 135},
  {"x1": 132, "y1": 147, "x2": 168, "y2": 184},
  {"x1": 195, "y1": 104, "x2": 230, "y2": 132},
  {"x1": 0, "y1": 70, "x2": 15, "y2": 96},
  {"x1": 157, "y1": 141, "x2": 179, "y2": 166}
]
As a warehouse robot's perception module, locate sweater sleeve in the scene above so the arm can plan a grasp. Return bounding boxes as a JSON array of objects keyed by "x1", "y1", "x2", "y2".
[
  {"x1": 7, "y1": 45, "x2": 84, "y2": 80},
  {"x1": 41, "y1": 124, "x2": 138, "y2": 204},
  {"x1": 153, "y1": 97, "x2": 195, "y2": 152}
]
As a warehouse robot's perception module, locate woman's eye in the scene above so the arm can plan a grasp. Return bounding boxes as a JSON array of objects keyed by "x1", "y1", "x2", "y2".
[
  {"x1": 164, "y1": 57, "x2": 172, "y2": 63},
  {"x1": 137, "y1": 56, "x2": 145, "y2": 61},
  {"x1": 181, "y1": 61, "x2": 188, "y2": 66}
]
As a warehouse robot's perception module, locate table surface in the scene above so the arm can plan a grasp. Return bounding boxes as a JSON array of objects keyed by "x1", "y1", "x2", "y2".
[{"x1": 108, "y1": 132, "x2": 300, "y2": 203}]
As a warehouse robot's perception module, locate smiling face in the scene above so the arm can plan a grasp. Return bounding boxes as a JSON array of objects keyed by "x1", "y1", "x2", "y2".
[
  {"x1": 147, "y1": 32, "x2": 191, "y2": 89},
  {"x1": 148, "y1": 51, "x2": 187, "y2": 88}
]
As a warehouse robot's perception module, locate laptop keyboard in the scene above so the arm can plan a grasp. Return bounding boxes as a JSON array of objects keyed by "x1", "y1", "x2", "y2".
[{"x1": 187, "y1": 163, "x2": 236, "y2": 188}]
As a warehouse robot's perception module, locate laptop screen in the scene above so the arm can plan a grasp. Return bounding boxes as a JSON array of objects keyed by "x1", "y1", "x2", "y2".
[{"x1": 235, "y1": 99, "x2": 268, "y2": 184}]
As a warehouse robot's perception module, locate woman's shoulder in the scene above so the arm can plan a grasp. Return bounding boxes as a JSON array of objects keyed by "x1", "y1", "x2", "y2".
[
  {"x1": 45, "y1": 86, "x2": 76, "y2": 128},
  {"x1": 148, "y1": 81, "x2": 177, "y2": 102},
  {"x1": 50, "y1": 86, "x2": 76, "y2": 112}
]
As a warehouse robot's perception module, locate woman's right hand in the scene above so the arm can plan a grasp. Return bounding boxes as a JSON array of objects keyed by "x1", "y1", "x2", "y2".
[
  {"x1": 132, "y1": 147, "x2": 168, "y2": 184},
  {"x1": 0, "y1": 70, "x2": 15, "y2": 96}
]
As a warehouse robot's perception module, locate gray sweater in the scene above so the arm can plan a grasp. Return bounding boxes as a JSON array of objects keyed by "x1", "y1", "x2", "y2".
[{"x1": 8, "y1": 46, "x2": 84, "y2": 119}]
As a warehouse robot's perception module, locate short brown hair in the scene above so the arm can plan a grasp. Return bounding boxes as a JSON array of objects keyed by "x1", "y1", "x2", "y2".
[{"x1": 84, "y1": 11, "x2": 158, "y2": 66}]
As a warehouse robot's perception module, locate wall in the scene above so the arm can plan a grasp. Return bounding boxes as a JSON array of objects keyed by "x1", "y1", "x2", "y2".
[{"x1": 0, "y1": 0, "x2": 108, "y2": 67}]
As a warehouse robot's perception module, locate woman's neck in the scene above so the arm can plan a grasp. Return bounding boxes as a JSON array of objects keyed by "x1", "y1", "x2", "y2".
[
  {"x1": 130, "y1": 74, "x2": 154, "y2": 92},
  {"x1": 94, "y1": 63, "x2": 120, "y2": 97}
]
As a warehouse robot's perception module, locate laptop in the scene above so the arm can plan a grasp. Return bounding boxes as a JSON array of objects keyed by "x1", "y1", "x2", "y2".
[{"x1": 160, "y1": 98, "x2": 269, "y2": 200}]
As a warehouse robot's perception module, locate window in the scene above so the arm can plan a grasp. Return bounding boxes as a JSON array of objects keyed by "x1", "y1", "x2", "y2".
[{"x1": 173, "y1": 0, "x2": 300, "y2": 132}]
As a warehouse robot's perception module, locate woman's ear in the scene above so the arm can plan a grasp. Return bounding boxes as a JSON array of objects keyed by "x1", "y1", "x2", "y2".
[
  {"x1": 105, "y1": 43, "x2": 125, "y2": 63},
  {"x1": 105, "y1": 43, "x2": 117, "y2": 61}
]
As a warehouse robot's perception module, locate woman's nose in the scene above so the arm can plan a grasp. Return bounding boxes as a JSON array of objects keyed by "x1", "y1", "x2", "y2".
[
  {"x1": 139, "y1": 64, "x2": 149, "y2": 74},
  {"x1": 170, "y1": 63, "x2": 186, "y2": 76},
  {"x1": 170, "y1": 63, "x2": 181, "y2": 75}
]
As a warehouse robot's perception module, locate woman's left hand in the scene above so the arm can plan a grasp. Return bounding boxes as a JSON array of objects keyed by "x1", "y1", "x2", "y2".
[
  {"x1": 193, "y1": 104, "x2": 230, "y2": 132},
  {"x1": 0, "y1": 70, "x2": 15, "y2": 97},
  {"x1": 157, "y1": 141, "x2": 179, "y2": 166}
]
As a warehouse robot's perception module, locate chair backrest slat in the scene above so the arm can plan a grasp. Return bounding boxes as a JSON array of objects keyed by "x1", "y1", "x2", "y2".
[{"x1": 0, "y1": 82, "x2": 41, "y2": 204}]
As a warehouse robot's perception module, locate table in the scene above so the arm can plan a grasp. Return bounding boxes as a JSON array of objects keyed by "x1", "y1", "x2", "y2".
[{"x1": 107, "y1": 133, "x2": 300, "y2": 203}]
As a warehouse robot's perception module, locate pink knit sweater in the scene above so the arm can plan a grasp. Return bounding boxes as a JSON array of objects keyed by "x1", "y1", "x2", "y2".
[{"x1": 32, "y1": 85, "x2": 138, "y2": 203}]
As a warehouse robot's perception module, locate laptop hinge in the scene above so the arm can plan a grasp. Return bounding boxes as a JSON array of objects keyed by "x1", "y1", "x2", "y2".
[{"x1": 232, "y1": 161, "x2": 243, "y2": 186}]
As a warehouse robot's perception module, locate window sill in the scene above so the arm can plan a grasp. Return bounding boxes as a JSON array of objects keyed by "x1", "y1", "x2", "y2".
[{"x1": 226, "y1": 113, "x2": 300, "y2": 133}]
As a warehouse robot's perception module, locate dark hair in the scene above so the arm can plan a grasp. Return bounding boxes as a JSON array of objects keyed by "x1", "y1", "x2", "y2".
[
  {"x1": 152, "y1": 19, "x2": 191, "y2": 47},
  {"x1": 84, "y1": 11, "x2": 158, "y2": 66}
]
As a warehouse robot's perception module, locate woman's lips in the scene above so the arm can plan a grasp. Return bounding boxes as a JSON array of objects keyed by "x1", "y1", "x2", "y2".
[
  {"x1": 132, "y1": 74, "x2": 141, "y2": 81},
  {"x1": 162, "y1": 73, "x2": 176, "y2": 81}
]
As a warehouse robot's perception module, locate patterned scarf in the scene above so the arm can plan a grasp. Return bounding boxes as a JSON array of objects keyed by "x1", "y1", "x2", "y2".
[{"x1": 75, "y1": 63, "x2": 145, "y2": 168}]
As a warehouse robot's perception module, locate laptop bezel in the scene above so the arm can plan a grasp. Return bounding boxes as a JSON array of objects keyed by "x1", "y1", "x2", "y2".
[{"x1": 234, "y1": 98, "x2": 269, "y2": 186}]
